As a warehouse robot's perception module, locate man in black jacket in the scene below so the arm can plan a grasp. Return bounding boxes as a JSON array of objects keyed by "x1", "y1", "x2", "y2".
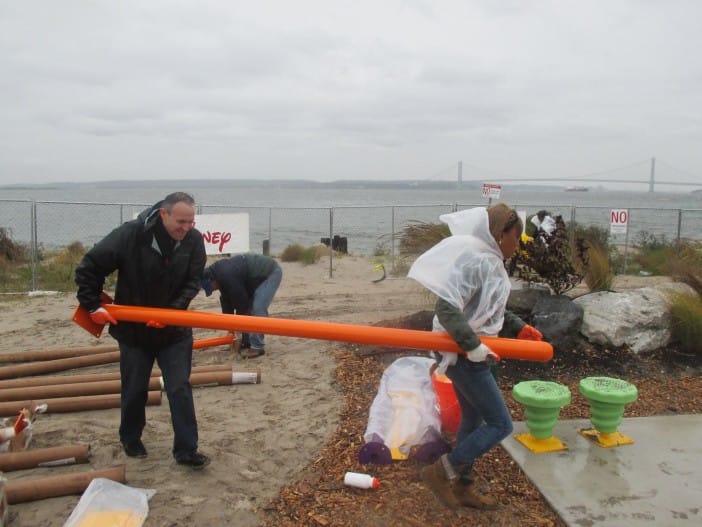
[
  {"x1": 75, "y1": 192, "x2": 210, "y2": 468},
  {"x1": 201, "y1": 253, "x2": 282, "y2": 358}
]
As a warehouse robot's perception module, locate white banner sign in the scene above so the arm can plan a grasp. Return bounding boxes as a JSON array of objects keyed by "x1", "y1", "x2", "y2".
[
  {"x1": 482, "y1": 183, "x2": 502, "y2": 199},
  {"x1": 196, "y1": 213, "x2": 250, "y2": 255},
  {"x1": 610, "y1": 209, "x2": 629, "y2": 235}
]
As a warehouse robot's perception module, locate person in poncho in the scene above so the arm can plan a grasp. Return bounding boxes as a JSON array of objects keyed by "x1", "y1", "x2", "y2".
[{"x1": 408, "y1": 204, "x2": 544, "y2": 510}]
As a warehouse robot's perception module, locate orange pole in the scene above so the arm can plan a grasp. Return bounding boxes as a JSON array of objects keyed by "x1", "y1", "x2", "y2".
[
  {"x1": 4, "y1": 464, "x2": 126, "y2": 504},
  {"x1": 0, "y1": 444, "x2": 91, "y2": 472},
  {"x1": 193, "y1": 334, "x2": 234, "y2": 349},
  {"x1": 0, "y1": 364, "x2": 236, "y2": 389},
  {"x1": 0, "y1": 391, "x2": 161, "y2": 417},
  {"x1": 102, "y1": 305, "x2": 553, "y2": 361}
]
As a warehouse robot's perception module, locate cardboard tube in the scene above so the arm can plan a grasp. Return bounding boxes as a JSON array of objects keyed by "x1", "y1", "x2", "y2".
[
  {"x1": 189, "y1": 369, "x2": 261, "y2": 386},
  {"x1": 0, "y1": 345, "x2": 119, "y2": 364},
  {"x1": 0, "y1": 444, "x2": 91, "y2": 472},
  {"x1": 0, "y1": 379, "x2": 162, "y2": 402},
  {"x1": 0, "y1": 352, "x2": 121, "y2": 381},
  {"x1": 0, "y1": 335, "x2": 230, "y2": 365},
  {"x1": 0, "y1": 363, "x2": 235, "y2": 389},
  {"x1": 0, "y1": 391, "x2": 161, "y2": 417},
  {"x1": 4, "y1": 464, "x2": 126, "y2": 504},
  {"x1": 102, "y1": 305, "x2": 553, "y2": 361}
]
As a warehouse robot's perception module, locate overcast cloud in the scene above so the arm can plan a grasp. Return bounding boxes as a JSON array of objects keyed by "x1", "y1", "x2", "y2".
[{"x1": 1, "y1": 0, "x2": 701, "y2": 186}]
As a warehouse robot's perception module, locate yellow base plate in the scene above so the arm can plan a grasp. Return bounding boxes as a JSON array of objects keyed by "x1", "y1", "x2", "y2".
[
  {"x1": 390, "y1": 447, "x2": 408, "y2": 460},
  {"x1": 578, "y1": 428, "x2": 634, "y2": 448},
  {"x1": 514, "y1": 433, "x2": 569, "y2": 453}
]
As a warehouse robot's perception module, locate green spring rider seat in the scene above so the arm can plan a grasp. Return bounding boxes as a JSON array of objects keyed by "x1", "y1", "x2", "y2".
[
  {"x1": 512, "y1": 380, "x2": 572, "y2": 453},
  {"x1": 578, "y1": 376, "x2": 638, "y2": 448}
]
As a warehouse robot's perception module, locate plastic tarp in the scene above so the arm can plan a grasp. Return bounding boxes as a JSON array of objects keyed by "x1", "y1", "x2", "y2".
[
  {"x1": 363, "y1": 356, "x2": 441, "y2": 459},
  {"x1": 63, "y1": 478, "x2": 155, "y2": 527}
]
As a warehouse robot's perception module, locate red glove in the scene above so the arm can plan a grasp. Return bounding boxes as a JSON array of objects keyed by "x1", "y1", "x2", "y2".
[
  {"x1": 146, "y1": 320, "x2": 166, "y2": 329},
  {"x1": 517, "y1": 325, "x2": 543, "y2": 341},
  {"x1": 89, "y1": 307, "x2": 118, "y2": 325},
  {"x1": 13, "y1": 411, "x2": 30, "y2": 434}
]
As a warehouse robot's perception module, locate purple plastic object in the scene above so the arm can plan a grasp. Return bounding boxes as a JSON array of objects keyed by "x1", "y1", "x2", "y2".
[
  {"x1": 358, "y1": 441, "x2": 392, "y2": 465},
  {"x1": 413, "y1": 439, "x2": 451, "y2": 465}
]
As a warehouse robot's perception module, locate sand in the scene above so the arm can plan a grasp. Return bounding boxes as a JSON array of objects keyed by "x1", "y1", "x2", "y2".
[{"x1": 0, "y1": 254, "x2": 430, "y2": 526}]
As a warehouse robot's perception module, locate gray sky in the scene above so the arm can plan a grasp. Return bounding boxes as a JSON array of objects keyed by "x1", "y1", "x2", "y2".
[{"x1": 1, "y1": 0, "x2": 701, "y2": 187}]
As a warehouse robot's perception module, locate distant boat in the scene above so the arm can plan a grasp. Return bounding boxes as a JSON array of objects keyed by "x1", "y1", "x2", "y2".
[{"x1": 564, "y1": 186, "x2": 589, "y2": 192}]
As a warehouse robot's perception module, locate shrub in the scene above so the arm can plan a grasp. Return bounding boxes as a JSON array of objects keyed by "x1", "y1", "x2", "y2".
[
  {"x1": 37, "y1": 242, "x2": 88, "y2": 291},
  {"x1": 513, "y1": 215, "x2": 586, "y2": 295},
  {"x1": 667, "y1": 291, "x2": 702, "y2": 355},
  {"x1": 280, "y1": 244, "x2": 305, "y2": 262},
  {"x1": 397, "y1": 221, "x2": 450, "y2": 256},
  {"x1": 0, "y1": 227, "x2": 29, "y2": 263},
  {"x1": 582, "y1": 240, "x2": 614, "y2": 291},
  {"x1": 670, "y1": 241, "x2": 702, "y2": 296},
  {"x1": 631, "y1": 231, "x2": 676, "y2": 275},
  {"x1": 280, "y1": 243, "x2": 323, "y2": 265}
]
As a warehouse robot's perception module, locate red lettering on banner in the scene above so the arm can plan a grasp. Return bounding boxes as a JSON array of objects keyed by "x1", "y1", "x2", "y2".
[{"x1": 202, "y1": 231, "x2": 233, "y2": 252}]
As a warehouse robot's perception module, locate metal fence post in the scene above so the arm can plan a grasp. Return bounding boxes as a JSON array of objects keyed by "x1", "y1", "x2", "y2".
[
  {"x1": 391, "y1": 206, "x2": 396, "y2": 273},
  {"x1": 329, "y1": 207, "x2": 333, "y2": 279},
  {"x1": 268, "y1": 207, "x2": 272, "y2": 254},
  {"x1": 30, "y1": 200, "x2": 38, "y2": 291},
  {"x1": 676, "y1": 209, "x2": 682, "y2": 245}
]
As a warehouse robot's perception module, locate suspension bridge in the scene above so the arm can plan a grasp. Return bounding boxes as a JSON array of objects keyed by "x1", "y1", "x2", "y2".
[{"x1": 429, "y1": 158, "x2": 701, "y2": 192}]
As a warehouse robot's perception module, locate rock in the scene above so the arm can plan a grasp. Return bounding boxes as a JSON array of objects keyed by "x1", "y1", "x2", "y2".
[
  {"x1": 573, "y1": 283, "x2": 694, "y2": 353},
  {"x1": 508, "y1": 282, "x2": 551, "y2": 314},
  {"x1": 532, "y1": 295, "x2": 584, "y2": 353}
]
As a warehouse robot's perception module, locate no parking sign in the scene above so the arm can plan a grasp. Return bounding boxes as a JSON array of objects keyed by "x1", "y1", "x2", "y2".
[{"x1": 610, "y1": 209, "x2": 629, "y2": 235}]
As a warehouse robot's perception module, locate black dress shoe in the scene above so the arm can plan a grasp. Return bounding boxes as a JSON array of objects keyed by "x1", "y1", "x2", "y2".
[
  {"x1": 175, "y1": 451, "x2": 211, "y2": 469},
  {"x1": 122, "y1": 439, "x2": 148, "y2": 458}
]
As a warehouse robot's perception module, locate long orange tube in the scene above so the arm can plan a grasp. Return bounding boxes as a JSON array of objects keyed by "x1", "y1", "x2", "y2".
[{"x1": 100, "y1": 305, "x2": 552, "y2": 361}]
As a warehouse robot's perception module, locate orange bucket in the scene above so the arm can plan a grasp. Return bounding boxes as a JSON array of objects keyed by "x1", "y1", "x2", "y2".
[{"x1": 432, "y1": 372, "x2": 462, "y2": 434}]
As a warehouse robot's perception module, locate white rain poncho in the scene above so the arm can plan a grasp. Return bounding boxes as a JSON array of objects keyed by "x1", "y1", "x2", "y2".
[{"x1": 407, "y1": 207, "x2": 511, "y2": 372}]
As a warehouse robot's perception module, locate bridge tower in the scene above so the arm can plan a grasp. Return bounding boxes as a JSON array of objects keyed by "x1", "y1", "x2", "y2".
[
  {"x1": 649, "y1": 157, "x2": 656, "y2": 192},
  {"x1": 457, "y1": 161, "x2": 463, "y2": 188}
]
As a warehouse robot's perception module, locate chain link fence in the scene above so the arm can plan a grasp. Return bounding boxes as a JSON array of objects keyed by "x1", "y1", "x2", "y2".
[{"x1": 1, "y1": 199, "x2": 701, "y2": 293}]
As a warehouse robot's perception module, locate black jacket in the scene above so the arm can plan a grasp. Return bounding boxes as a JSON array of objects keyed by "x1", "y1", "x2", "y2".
[
  {"x1": 206, "y1": 254, "x2": 278, "y2": 315},
  {"x1": 75, "y1": 200, "x2": 206, "y2": 347}
]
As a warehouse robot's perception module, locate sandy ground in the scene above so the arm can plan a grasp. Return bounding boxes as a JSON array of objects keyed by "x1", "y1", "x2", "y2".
[{"x1": 0, "y1": 254, "x2": 431, "y2": 526}]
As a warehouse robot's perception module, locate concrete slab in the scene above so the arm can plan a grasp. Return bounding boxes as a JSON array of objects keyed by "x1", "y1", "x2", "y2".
[{"x1": 502, "y1": 415, "x2": 702, "y2": 526}]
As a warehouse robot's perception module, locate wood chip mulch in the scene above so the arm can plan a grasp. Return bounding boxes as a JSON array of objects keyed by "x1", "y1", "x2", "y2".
[{"x1": 259, "y1": 312, "x2": 702, "y2": 527}]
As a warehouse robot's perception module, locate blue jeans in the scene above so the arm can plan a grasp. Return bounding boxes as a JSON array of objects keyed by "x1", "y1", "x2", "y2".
[
  {"x1": 445, "y1": 356, "x2": 513, "y2": 474},
  {"x1": 249, "y1": 265, "x2": 282, "y2": 349},
  {"x1": 118, "y1": 335, "x2": 199, "y2": 458}
]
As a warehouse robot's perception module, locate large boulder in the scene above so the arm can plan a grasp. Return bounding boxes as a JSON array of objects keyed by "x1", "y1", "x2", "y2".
[
  {"x1": 508, "y1": 282, "x2": 551, "y2": 314},
  {"x1": 532, "y1": 295, "x2": 584, "y2": 352},
  {"x1": 573, "y1": 283, "x2": 694, "y2": 353}
]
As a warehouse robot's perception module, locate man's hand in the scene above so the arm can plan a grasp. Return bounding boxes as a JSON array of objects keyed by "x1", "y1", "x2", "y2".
[
  {"x1": 146, "y1": 320, "x2": 166, "y2": 329},
  {"x1": 466, "y1": 343, "x2": 500, "y2": 363},
  {"x1": 517, "y1": 325, "x2": 543, "y2": 341},
  {"x1": 89, "y1": 307, "x2": 117, "y2": 325}
]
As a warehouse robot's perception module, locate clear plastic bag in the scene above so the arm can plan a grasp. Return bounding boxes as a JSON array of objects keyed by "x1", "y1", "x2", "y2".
[
  {"x1": 363, "y1": 356, "x2": 441, "y2": 459},
  {"x1": 63, "y1": 478, "x2": 155, "y2": 527}
]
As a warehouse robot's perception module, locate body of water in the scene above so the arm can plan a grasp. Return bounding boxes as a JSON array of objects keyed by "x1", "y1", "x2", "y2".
[{"x1": 2, "y1": 182, "x2": 702, "y2": 255}]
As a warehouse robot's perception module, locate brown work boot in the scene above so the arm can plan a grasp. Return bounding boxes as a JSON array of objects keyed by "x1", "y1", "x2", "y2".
[
  {"x1": 453, "y1": 474, "x2": 498, "y2": 510},
  {"x1": 419, "y1": 454, "x2": 461, "y2": 509}
]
